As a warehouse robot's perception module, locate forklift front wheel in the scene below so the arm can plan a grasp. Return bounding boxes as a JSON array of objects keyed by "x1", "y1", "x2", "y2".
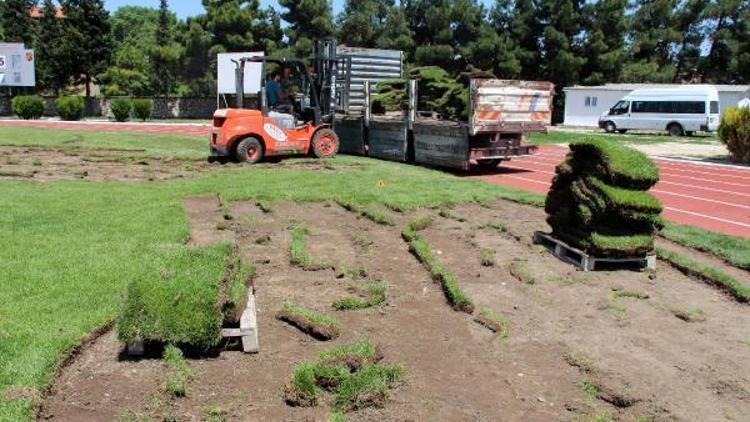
[
  {"x1": 311, "y1": 129, "x2": 340, "y2": 158},
  {"x1": 237, "y1": 137, "x2": 264, "y2": 164}
]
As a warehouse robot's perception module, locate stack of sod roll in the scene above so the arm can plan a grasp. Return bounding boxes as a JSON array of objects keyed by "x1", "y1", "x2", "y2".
[{"x1": 545, "y1": 138, "x2": 663, "y2": 256}]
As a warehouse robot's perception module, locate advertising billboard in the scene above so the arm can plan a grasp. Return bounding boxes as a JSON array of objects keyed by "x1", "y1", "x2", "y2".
[{"x1": 0, "y1": 43, "x2": 35, "y2": 87}]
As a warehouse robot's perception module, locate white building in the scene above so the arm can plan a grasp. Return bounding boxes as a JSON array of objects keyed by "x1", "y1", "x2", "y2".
[{"x1": 563, "y1": 83, "x2": 750, "y2": 127}]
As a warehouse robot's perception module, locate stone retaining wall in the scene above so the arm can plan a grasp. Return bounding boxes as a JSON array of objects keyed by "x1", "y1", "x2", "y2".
[{"x1": 0, "y1": 96, "x2": 222, "y2": 119}]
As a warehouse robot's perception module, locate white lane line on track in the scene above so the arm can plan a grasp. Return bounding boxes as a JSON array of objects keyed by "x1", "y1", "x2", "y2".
[
  {"x1": 511, "y1": 157, "x2": 750, "y2": 189},
  {"x1": 663, "y1": 207, "x2": 750, "y2": 229},
  {"x1": 652, "y1": 190, "x2": 750, "y2": 210},
  {"x1": 657, "y1": 181, "x2": 750, "y2": 198},
  {"x1": 501, "y1": 163, "x2": 750, "y2": 210},
  {"x1": 654, "y1": 156, "x2": 750, "y2": 172}
]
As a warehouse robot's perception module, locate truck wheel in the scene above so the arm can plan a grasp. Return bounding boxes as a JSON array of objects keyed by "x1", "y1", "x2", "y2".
[
  {"x1": 236, "y1": 137, "x2": 263, "y2": 164},
  {"x1": 476, "y1": 159, "x2": 501, "y2": 170},
  {"x1": 603, "y1": 121, "x2": 616, "y2": 133},
  {"x1": 311, "y1": 128, "x2": 339, "y2": 158},
  {"x1": 667, "y1": 123, "x2": 684, "y2": 137}
]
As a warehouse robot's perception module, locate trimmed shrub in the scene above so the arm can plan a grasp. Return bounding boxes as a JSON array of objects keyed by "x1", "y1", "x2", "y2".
[
  {"x1": 55, "y1": 96, "x2": 85, "y2": 121},
  {"x1": 718, "y1": 106, "x2": 750, "y2": 163},
  {"x1": 545, "y1": 138, "x2": 663, "y2": 257},
  {"x1": 133, "y1": 99, "x2": 154, "y2": 122},
  {"x1": 110, "y1": 97, "x2": 133, "y2": 122},
  {"x1": 12, "y1": 95, "x2": 44, "y2": 120}
]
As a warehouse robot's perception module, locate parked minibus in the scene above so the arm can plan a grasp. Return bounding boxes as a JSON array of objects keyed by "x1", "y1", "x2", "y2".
[{"x1": 598, "y1": 86, "x2": 720, "y2": 136}]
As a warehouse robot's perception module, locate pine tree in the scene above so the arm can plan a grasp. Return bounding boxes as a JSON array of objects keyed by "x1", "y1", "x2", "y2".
[
  {"x1": 279, "y1": 0, "x2": 335, "y2": 57},
  {"x1": 487, "y1": 0, "x2": 522, "y2": 77},
  {"x1": 175, "y1": 17, "x2": 213, "y2": 96},
  {"x1": 1, "y1": 0, "x2": 36, "y2": 45},
  {"x1": 337, "y1": 0, "x2": 393, "y2": 48},
  {"x1": 375, "y1": 4, "x2": 415, "y2": 54},
  {"x1": 149, "y1": 0, "x2": 181, "y2": 97},
  {"x1": 622, "y1": 0, "x2": 680, "y2": 82},
  {"x1": 538, "y1": 0, "x2": 586, "y2": 87},
  {"x1": 35, "y1": 0, "x2": 71, "y2": 93},
  {"x1": 699, "y1": 0, "x2": 748, "y2": 83},
  {"x1": 672, "y1": 0, "x2": 708, "y2": 82},
  {"x1": 580, "y1": 0, "x2": 627, "y2": 85},
  {"x1": 62, "y1": 0, "x2": 111, "y2": 97},
  {"x1": 404, "y1": 0, "x2": 455, "y2": 70},
  {"x1": 508, "y1": 0, "x2": 543, "y2": 80}
]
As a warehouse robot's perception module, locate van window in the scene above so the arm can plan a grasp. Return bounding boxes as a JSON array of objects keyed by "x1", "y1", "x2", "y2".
[
  {"x1": 710, "y1": 101, "x2": 719, "y2": 114},
  {"x1": 609, "y1": 100, "x2": 629, "y2": 115},
  {"x1": 585, "y1": 96, "x2": 590, "y2": 106},
  {"x1": 632, "y1": 101, "x2": 705, "y2": 114}
]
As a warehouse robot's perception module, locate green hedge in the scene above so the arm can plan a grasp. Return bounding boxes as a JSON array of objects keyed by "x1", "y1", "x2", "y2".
[
  {"x1": 55, "y1": 96, "x2": 85, "y2": 121},
  {"x1": 12, "y1": 95, "x2": 44, "y2": 120},
  {"x1": 133, "y1": 99, "x2": 153, "y2": 122},
  {"x1": 718, "y1": 106, "x2": 750, "y2": 163}
]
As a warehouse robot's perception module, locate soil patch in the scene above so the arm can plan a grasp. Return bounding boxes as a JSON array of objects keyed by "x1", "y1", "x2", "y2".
[{"x1": 41, "y1": 199, "x2": 750, "y2": 421}]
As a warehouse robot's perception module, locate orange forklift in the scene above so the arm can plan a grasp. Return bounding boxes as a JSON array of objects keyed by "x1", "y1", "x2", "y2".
[{"x1": 210, "y1": 39, "x2": 341, "y2": 163}]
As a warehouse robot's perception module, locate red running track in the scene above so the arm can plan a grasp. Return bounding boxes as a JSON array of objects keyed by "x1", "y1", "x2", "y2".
[
  {"x1": 0, "y1": 119, "x2": 211, "y2": 137},
  {"x1": 472, "y1": 145, "x2": 750, "y2": 239},
  {"x1": 1, "y1": 120, "x2": 748, "y2": 238}
]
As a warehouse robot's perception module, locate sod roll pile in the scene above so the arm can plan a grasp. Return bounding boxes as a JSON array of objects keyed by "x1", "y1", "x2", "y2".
[{"x1": 545, "y1": 138, "x2": 663, "y2": 256}]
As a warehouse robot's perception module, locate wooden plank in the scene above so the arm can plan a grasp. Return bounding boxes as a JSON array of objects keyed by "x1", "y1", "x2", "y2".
[
  {"x1": 533, "y1": 231, "x2": 655, "y2": 272},
  {"x1": 240, "y1": 290, "x2": 259, "y2": 353}
]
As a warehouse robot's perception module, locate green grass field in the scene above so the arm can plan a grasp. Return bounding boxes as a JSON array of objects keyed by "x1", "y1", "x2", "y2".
[
  {"x1": 0, "y1": 127, "x2": 539, "y2": 420},
  {"x1": 0, "y1": 126, "x2": 746, "y2": 420}
]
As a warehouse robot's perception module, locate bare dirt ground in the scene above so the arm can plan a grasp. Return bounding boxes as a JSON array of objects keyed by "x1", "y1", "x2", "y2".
[{"x1": 41, "y1": 199, "x2": 750, "y2": 421}]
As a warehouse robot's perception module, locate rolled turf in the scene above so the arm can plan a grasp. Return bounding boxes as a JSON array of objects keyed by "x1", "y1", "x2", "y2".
[{"x1": 545, "y1": 138, "x2": 663, "y2": 257}]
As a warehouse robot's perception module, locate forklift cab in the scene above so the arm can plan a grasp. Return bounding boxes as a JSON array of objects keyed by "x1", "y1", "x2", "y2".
[{"x1": 234, "y1": 57, "x2": 325, "y2": 129}]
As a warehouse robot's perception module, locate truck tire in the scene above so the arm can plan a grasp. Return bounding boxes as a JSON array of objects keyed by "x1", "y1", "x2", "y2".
[
  {"x1": 236, "y1": 137, "x2": 263, "y2": 164},
  {"x1": 475, "y1": 159, "x2": 501, "y2": 170},
  {"x1": 311, "y1": 128, "x2": 339, "y2": 158},
  {"x1": 603, "y1": 121, "x2": 616, "y2": 133},
  {"x1": 667, "y1": 123, "x2": 684, "y2": 137}
]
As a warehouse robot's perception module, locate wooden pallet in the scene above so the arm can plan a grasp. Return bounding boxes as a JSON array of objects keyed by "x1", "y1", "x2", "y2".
[
  {"x1": 127, "y1": 289, "x2": 260, "y2": 356},
  {"x1": 533, "y1": 231, "x2": 656, "y2": 271}
]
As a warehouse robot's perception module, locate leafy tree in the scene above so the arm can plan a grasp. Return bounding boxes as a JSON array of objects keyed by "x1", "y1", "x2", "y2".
[
  {"x1": 404, "y1": 0, "x2": 455, "y2": 69},
  {"x1": 1, "y1": 0, "x2": 36, "y2": 45},
  {"x1": 203, "y1": 0, "x2": 282, "y2": 54},
  {"x1": 279, "y1": 0, "x2": 334, "y2": 57},
  {"x1": 337, "y1": 0, "x2": 393, "y2": 48},
  {"x1": 672, "y1": 0, "x2": 708, "y2": 82},
  {"x1": 699, "y1": 0, "x2": 750, "y2": 83},
  {"x1": 508, "y1": 0, "x2": 543, "y2": 80},
  {"x1": 62, "y1": 0, "x2": 112, "y2": 97},
  {"x1": 374, "y1": 4, "x2": 415, "y2": 54},
  {"x1": 149, "y1": 0, "x2": 182, "y2": 97},
  {"x1": 622, "y1": 0, "x2": 680, "y2": 82},
  {"x1": 35, "y1": 0, "x2": 72, "y2": 93},
  {"x1": 580, "y1": 0, "x2": 627, "y2": 85},
  {"x1": 486, "y1": 0, "x2": 522, "y2": 77},
  {"x1": 538, "y1": 0, "x2": 586, "y2": 87},
  {"x1": 174, "y1": 17, "x2": 213, "y2": 96}
]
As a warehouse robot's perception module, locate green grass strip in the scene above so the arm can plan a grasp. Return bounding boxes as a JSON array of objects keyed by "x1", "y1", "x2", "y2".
[
  {"x1": 586, "y1": 177, "x2": 663, "y2": 213},
  {"x1": 474, "y1": 308, "x2": 510, "y2": 339},
  {"x1": 337, "y1": 200, "x2": 396, "y2": 226},
  {"x1": 164, "y1": 345, "x2": 192, "y2": 398},
  {"x1": 289, "y1": 224, "x2": 314, "y2": 268},
  {"x1": 402, "y1": 219, "x2": 475, "y2": 313},
  {"x1": 571, "y1": 138, "x2": 660, "y2": 188},
  {"x1": 661, "y1": 222, "x2": 750, "y2": 270},
  {"x1": 481, "y1": 248, "x2": 496, "y2": 267},
  {"x1": 224, "y1": 253, "x2": 255, "y2": 320},
  {"x1": 656, "y1": 246, "x2": 750, "y2": 302},
  {"x1": 333, "y1": 364, "x2": 404, "y2": 411},
  {"x1": 277, "y1": 301, "x2": 341, "y2": 340},
  {"x1": 332, "y1": 283, "x2": 387, "y2": 310}
]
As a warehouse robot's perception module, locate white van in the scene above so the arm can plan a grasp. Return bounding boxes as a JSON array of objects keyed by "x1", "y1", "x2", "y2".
[{"x1": 598, "y1": 86, "x2": 720, "y2": 136}]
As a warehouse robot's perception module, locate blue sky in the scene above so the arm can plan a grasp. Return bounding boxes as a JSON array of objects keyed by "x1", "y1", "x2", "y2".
[{"x1": 103, "y1": 0, "x2": 348, "y2": 19}]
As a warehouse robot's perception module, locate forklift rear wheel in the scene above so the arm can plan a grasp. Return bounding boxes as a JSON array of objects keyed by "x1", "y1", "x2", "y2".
[
  {"x1": 311, "y1": 129, "x2": 340, "y2": 158},
  {"x1": 237, "y1": 137, "x2": 263, "y2": 164}
]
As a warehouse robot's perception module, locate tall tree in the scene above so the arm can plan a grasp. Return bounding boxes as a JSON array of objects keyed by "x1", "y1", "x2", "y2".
[
  {"x1": 62, "y1": 0, "x2": 111, "y2": 97},
  {"x1": 374, "y1": 4, "x2": 415, "y2": 55},
  {"x1": 203, "y1": 0, "x2": 282, "y2": 54},
  {"x1": 337, "y1": 0, "x2": 393, "y2": 48},
  {"x1": 279, "y1": 0, "x2": 335, "y2": 57},
  {"x1": 538, "y1": 0, "x2": 586, "y2": 87},
  {"x1": 486, "y1": 0, "x2": 522, "y2": 77},
  {"x1": 508, "y1": 0, "x2": 543, "y2": 80},
  {"x1": 579, "y1": 0, "x2": 628, "y2": 85},
  {"x1": 35, "y1": 0, "x2": 71, "y2": 93},
  {"x1": 699, "y1": 0, "x2": 749, "y2": 83},
  {"x1": 622, "y1": 0, "x2": 680, "y2": 82},
  {"x1": 1, "y1": 0, "x2": 36, "y2": 45},
  {"x1": 149, "y1": 0, "x2": 181, "y2": 97},
  {"x1": 175, "y1": 17, "x2": 213, "y2": 96},
  {"x1": 404, "y1": 0, "x2": 455, "y2": 70},
  {"x1": 671, "y1": 0, "x2": 708, "y2": 82}
]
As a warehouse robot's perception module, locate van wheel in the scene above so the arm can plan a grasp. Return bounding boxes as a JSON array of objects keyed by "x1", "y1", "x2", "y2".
[
  {"x1": 667, "y1": 123, "x2": 684, "y2": 137},
  {"x1": 236, "y1": 137, "x2": 264, "y2": 164},
  {"x1": 618, "y1": 129, "x2": 627, "y2": 134},
  {"x1": 604, "y1": 121, "x2": 616, "y2": 133}
]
